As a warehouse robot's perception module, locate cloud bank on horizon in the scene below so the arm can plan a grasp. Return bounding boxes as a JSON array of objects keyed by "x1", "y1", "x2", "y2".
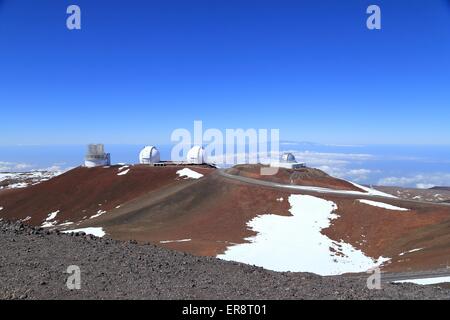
[{"x1": 2, "y1": 139, "x2": 450, "y2": 188}]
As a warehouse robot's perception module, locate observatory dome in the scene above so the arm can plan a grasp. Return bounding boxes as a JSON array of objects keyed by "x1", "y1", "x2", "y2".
[
  {"x1": 84, "y1": 144, "x2": 111, "y2": 167},
  {"x1": 139, "y1": 146, "x2": 161, "y2": 164},
  {"x1": 186, "y1": 145, "x2": 206, "y2": 164},
  {"x1": 280, "y1": 152, "x2": 296, "y2": 163}
]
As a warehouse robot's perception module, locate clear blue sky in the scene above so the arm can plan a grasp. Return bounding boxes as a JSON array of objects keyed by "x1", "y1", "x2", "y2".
[{"x1": 1, "y1": 0, "x2": 450, "y2": 145}]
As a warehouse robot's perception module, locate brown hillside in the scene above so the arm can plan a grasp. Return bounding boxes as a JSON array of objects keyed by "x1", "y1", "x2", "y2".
[
  {"x1": 226, "y1": 164, "x2": 364, "y2": 192},
  {"x1": 1, "y1": 164, "x2": 450, "y2": 273},
  {"x1": 0, "y1": 165, "x2": 214, "y2": 226}
]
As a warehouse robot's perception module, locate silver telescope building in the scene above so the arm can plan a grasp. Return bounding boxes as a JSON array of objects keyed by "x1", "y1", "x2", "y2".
[{"x1": 84, "y1": 144, "x2": 111, "y2": 167}]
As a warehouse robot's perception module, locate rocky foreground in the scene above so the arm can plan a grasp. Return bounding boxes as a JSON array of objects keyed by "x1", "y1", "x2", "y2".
[{"x1": 0, "y1": 220, "x2": 449, "y2": 300}]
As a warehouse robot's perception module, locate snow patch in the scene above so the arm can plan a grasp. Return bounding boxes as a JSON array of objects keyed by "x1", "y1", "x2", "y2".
[
  {"x1": 276, "y1": 197, "x2": 284, "y2": 202},
  {"x1": 160, "y1": 239, "x2": 192, "y2": 244},
  {"x1": 117, "y1": 169, "x2": 130, "y2": 176},
  {"x1": 41, "y1": 210, "x2": 60, "y2": 227},
  {"x1": 0, "y1": 207, "x2": 3, "y2": 211},
  {"x1": 90, "y1": 210, "x2": 106, "y2": 219},
  {"x1": 41, "y1": 221, "x2": 57, "y2": 228},
  {"x1": 63, "y1": 227, "x2": 105, "y2": 237},
  {"x1": 45, "y1": 210, "x2": 60, "y2": 221},
  {"x1": 399, "y1": 248, "x2": 423, "y2": 256},
  {"x1": 177, "y1": 168, "x2": 204, "y2": 179},
  {"x1": 8, "y1": 182, "x2": 28, "y2": 189},
  {"x1": 218, "y1": 194, "x2": 389, "y2": 275},
  {"x1": 393, "y1": 276, "x2": 450, "y2": 285},
  {"x1": 58, "y1": 221, "x2": 74, "y2": 226},
  {"x1": 358, "y1": 199, "x2": 409, "y2": 211}
]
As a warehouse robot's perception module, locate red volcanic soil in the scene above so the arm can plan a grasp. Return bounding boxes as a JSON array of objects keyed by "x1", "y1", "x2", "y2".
[
  {"x1": 226, "y1": 164, "x2": 364, "y2": 192},
  {"x1": 94, "y1": 172, "x2": 450, "y2": 272},
  {"x1": 319, "y1": 196, "x2": 450, "y2": 272},
  {"x1": 0, "y1": 166, "x2": 291, "y2": 256},
  {"x1": 2, "y1": 164, "x2": 450, "y2": 273},
  {"x1": 94, "y1": 172, "x2": 291, "y2": 256},
  {"x1": 0, "y1": 165, "x2": 214, "y2": 226}
]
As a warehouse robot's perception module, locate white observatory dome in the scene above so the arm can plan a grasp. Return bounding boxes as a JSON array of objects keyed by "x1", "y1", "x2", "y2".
[
  {"x1": 139, "y1": 146, "x2": 161, "y2": 164},
  {"x1": 186, "y1": 145, "x2": 206, "y2": 164},
  {"x1": 280, "y1": 152, "x2": 296, "y2": 163}
]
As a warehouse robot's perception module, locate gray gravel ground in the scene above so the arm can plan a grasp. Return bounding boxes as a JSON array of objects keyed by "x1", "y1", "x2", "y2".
[{"x1": 0, "y1": 220, "x2": 449, "y2": 300}]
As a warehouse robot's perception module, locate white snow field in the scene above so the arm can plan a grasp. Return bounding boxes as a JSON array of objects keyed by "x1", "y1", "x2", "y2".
[
  {"x1": 218, "y1": 195, "x2": 389, "y2": 275},
  {"x1": 393, "y1": 276, "x2": 450, "y2": 285},
  {"x1": 176, "y1": 168, "x2": 204, "y2": 179},
  {"x1": 358, "y1": 199, "x2": 409, "y2": 211},
  {"x1": 63, "y1": 227, "x2": 105, "y2": 237}
]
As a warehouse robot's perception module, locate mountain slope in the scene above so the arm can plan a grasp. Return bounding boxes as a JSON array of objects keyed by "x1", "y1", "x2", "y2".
[{"x1": 1, "y1": 164, "x2": 450, "y2": 274}]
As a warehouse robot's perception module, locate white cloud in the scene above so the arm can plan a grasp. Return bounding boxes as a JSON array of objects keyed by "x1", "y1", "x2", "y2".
[
  {"x1": 416, "y1": 183, "x2": 435, "y2": 189},
  {"x1": 348, "y1": 169, "x2": 372, "y2": 175},
  {"x1": 0, "y1": 161, "x2": 71, "y2": 174},
  {"x1": 34, "y1": 163, "x2": 73, "y2": 175},
  {"x1": 207, "y1": 150, "x2": 374, "y2": 168},
  {"x1": 345, "y1": 169, "x2": 375, "y2": 182},
  {"x1": 186, "y1": 148, "x2": 450, "y2": 188},
  {"x1": 315, "y1": 166, "x2": 376, "y2": 183},
  {"x1": 289, "y1": 150, "x2": 374, "y2": 166},
  {"x1": 0, "y1": 161, "x2": 34, "y2": 172},
  {"x1": 14, "y1": 163, "x2": 33, "y2": 170},
  {"x1": 378, "y1": 173, "x2": 450, "y2": 189},
  {"x1": 41, "y1": 165, "x2": 66, "y2": 172}
]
